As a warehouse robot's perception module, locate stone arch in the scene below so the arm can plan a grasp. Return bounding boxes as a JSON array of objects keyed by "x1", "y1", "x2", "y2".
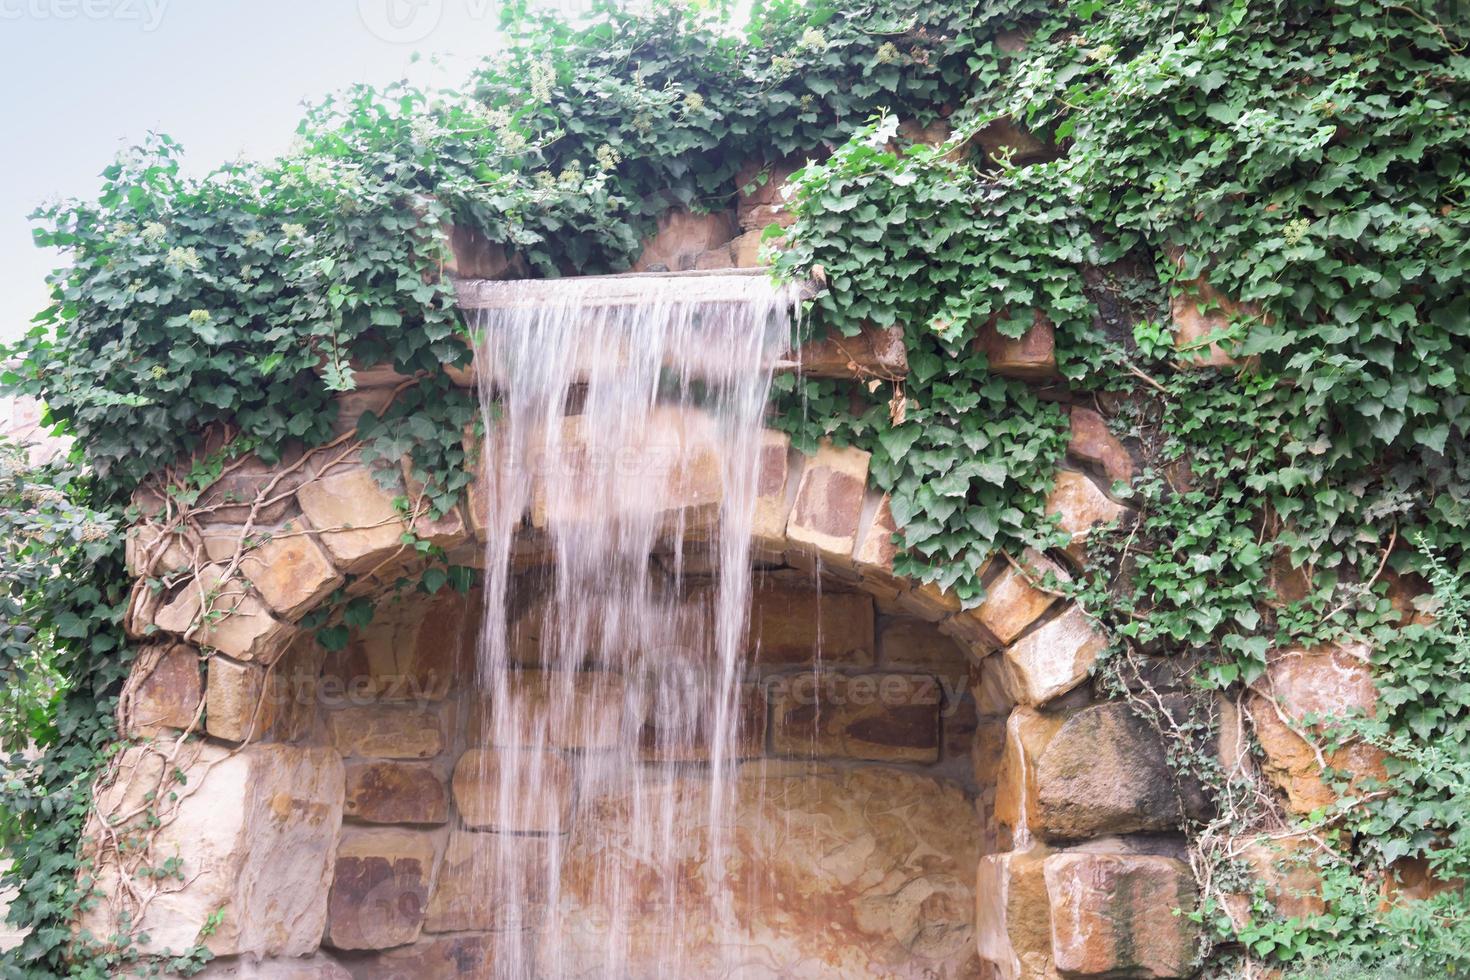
[{"x1": 109, "y1": 366, "x2": 1198, "y2": 977}]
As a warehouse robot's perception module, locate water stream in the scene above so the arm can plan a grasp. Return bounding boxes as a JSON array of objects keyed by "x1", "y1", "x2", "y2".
[{"x1": 468, "y1": 274, "x2": 793, "y2": 978}]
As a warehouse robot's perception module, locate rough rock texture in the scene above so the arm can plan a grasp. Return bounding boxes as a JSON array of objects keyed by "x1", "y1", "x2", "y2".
[
  {"x1": 770, "y1": 671, "x2": 941, "y2": 763},
  {"x1": 343, "y1": 761, "x2": 449, "y2": 825},
  {"x1": 1068, "y1": 407, "x2": 1135, "y2": 485},
  {"x1": 325, "y1": 827, "x2": 440, "y2": 951},
  {"x1": 975, "y1": 848, "x2": 1057, "y2": 980},
  {"x1": 794, "y1": 323, "x2": 909, "y2": 380},
  {"x1": 1246, "y1": 642, "x2": 1384, "y2": 813},
  {"x1": 206, "y1": 654, "x2": 272, "y2": 743},
  {"x1": 235, "y1": 524, "x2": 343, "y2": 621},
  {"x1": 452, "y1": 748, "x2": 573, "y2": 833},
  {"x1": 467, "y1": 670, "x2": 628, "y2": 750},
  {"x1": 786, "y1": 440, "x2": 871, "y2": 561},
  {"x1": 557, "y1": 764, "x2": 983, "y2": 978},
  {"x1": 993, "y1": 707, "x2": 1066, "y2": 847},
  {"x1": 748, "y1": 584, "x2": 874, "y2": 666},
  {"x1": 1225, "y1": 836, "x2": 1327, "y2": 924},
  {"x1": 752, "y1": 428, "x2": 794, "y2": 549},
  {"x1": 327, "y1": 705, "x2": 445, "y2": 760},
  {"x1": 1035, "y1": 702, "x2": 1205, "y2": 841},
  {"x1": 974, "y1": 551, "x2": 1067, "y2": 646},
  {"x1": 423, "y1": 830, "x2": 548, "y2": 934},
  {"x1": 1166, "y1": 247, "x2": 1253, "y2": 369},
  {"x1": 82, "y1": 744, "x2": 343, "y2": 959},
  {"x1": 632, "y1": 208, "x2": 738, "y2": 272},
  {"x1": 878, "y1": 616, "x2": 968, "y2": 671},
  {"x1": 321, "y1": 592, "x2": 474, "y2": 703},
  {"x1": 1043, "y1": 852, "x2": 1198, "y2": 978},
  {"x1": 345, "y1": 935, "x2": 497, "y2": 980},
  {"x1": 295, "y1": 460, "x2": 409, "y2": 574},
  {"x1": 1044, "y1": 471, "x2": 1131, "y2": 561},
  {"x1": 1000, "y1": 606, "x2": 1107, "y2": 706},
  {"x1": 123, "y1": 643, "x2": 201, "y2": 737},
  {"x1": 155, "y1": 564, "x2": 295, "y2": 663}
]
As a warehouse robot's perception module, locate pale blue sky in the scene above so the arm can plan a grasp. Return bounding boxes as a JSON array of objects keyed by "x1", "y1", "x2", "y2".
[{"x1": 0, "y1": 0, "x2": 566, "y2": 342}]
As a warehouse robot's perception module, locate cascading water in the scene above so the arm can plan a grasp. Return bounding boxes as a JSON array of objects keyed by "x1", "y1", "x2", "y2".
[{"x1": 467, "y1": 272, "x2": 794, "y2": 978}]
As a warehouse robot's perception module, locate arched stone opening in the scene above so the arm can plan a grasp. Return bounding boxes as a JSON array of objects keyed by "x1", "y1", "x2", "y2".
[{"x1": 103, "y1": 373, "x2": 1206, "y2": 979}]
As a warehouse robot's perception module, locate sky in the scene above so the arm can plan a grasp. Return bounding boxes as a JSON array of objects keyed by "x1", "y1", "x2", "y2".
[{"x1": 0, "y1": 0, "x2": 599, "y2": 343}]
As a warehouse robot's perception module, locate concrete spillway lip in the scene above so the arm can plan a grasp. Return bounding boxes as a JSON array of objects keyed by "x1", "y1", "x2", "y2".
[{"x1": 453, "y1": 267, "x2": 820, "y2": 310}]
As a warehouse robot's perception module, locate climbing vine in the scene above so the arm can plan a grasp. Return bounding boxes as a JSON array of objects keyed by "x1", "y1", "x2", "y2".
[{"x1": 2, "y1": 0, "x2": 1468, "y2": 974}]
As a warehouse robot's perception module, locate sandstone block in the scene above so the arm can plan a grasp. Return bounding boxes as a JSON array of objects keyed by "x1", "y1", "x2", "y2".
[
  {"x1": 238, "y1": 523, "x2": 343, "y2": 621},
  {"x1": 325, "y1": 827, "x2": 439, "y2": 951},
  {"x1": 424, "y1": 830, "x2": 548, "y2": 933},
  {"x1": 185, "y1": 953, "x2": 351, "y2": 979},
  {"x1": 769, "y1": 672, "x2": 941, "y2": 763},
  {"x1": 1247, "y1": 642, "x2": 1384, "y2": 814},
  {"x1": 786, "y1": 440, "x2": 870, "y2": 562},
  {"x1": 347, "y1": 935, "x2": 495, "y2": 980},
  {"x1": 125, "y1": 522, "x2": 195, "y2": 578},
  {"x1": 1045, "y1": 470, "x2": 1130, "y2": 561},
  {"x1": 747, "y1": 584, "x2": 874, "y2": 667},
  {"x1": 632, "y1": 208, "x2": 737, "y2": 272},
  {"x1": 196, "y1": 453, "x2": 308, "y2": 525},
  {"x1": 974, "y1": 652, "x2": 1017, "y2": 717},
  {"x1": 1001, "y1": 605, "x2": 1107, "y2": 706},
  {"x1": 452, "y1": 748, "x2": 573, "y2": 833},
  {"x1": 877, "y1": 616, "x2": 968, "y2": 671},
  {"x1": 1166, "y1": 247, "x2": 1253, "y2": 369},
  {"x1": 852, "y1": 492, "x2": 901, "y2": 576},
  {"x1": 206, "y1": 654, "x2": 274, "y2": 743},
  {"x1": 81, "y1": 743, "x2": 343, "y2": 959},
  {"x1": 155, "y1": 564, "x2": 295, "y2": 663},
  {"x1": 1035, "y1": 702, "x2": 1207, "y2": 841},
  {"x1": 1043, "y1": 852, "x2": 1198, "y2": 977},
  {"x1": 1068, "y1": 407, "x2": 1135, "y2": 486},
  {"x1": 977, "y1": 311, "x2": 1057, "y2": 380},
  {"x1": 1225, "y1": 835, "x2": 1327, "y2": 924},
  {"x1": 972, "y1": 550, "x2": 1068, "y2": 646},
  {"x1": 295, "y1": 460, "x2": 409, "y2": 574},
  {"x1": 123, "y1": 643, "x2": 201, "y2": 737},
  {"x1": 793, "y1": 323, "x2": 908, "y2": 380},
  {"x1": 343, "y1": 761, "x2": 449, "y2": 825},
  {"x1": 467, "y1": 670, "x2": 629, "y2": 751},
  {"x1": 975, "y1": 848, "x2": 1056, "y2": 980},
  {"x1": 320, "y1": 592, "x2": 474, "y2": 703},
  {"x1": 993, "y1": 706, "x2": 1066, "y2": 847},
  {"x1": 328, "y1": 706, "x2": 445, "y2": 760},
  {"x1": 751, "y1": 428, "x2": 795, "y2": 549},
  {"x1": 640, "y1": 683, "x2": 767, "y2": 762}
]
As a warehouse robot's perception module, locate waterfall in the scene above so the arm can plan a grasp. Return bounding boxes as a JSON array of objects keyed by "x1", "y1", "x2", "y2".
[{"x1": 467, "y1": 272, "x2": 793, "y2": 978}]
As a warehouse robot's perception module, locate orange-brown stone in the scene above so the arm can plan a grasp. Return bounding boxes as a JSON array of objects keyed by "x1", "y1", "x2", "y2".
[
  {"x1": 124, "y1": 643, "x2": 201, "y2": 737},
  {"x1": 343, "y1": 761, "x2": 449, "y2": 825},
  {"x1": 452, "y1": 748, "x2": 573, "y2": 833},
  {"x1": 769, "y1": 671, "x2": 941, "y2": 763},
  {"x1": 327, "y1": 705, "x2": 445, "y2": 760},
  {"x1": 325, "y1": 828, "x2": 439, "y2": 951},
  {"x1": 747, "y1": 583, "x2": 874, "y2": 667},
  {"x1": 1043, "y1": 852, "x2": 1198, "y2": 978}
]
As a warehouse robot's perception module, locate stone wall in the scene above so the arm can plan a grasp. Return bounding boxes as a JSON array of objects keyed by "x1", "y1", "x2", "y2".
[{"x1": 86, "y1": 191, "x2": 1403, "y2": 979}]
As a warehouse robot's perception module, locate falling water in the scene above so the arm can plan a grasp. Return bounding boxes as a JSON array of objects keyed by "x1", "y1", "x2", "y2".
[{"x1": 467, "y1": 272, "x2": 793, "y2": 978}]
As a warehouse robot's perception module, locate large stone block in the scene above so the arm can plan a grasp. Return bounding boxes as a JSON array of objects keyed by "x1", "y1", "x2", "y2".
[
  {"x1": 452, "y1": 748, "x2": 573, "y2": 833},
  {"x1": 769, "y1": 672, "x2": 941, "y2": 763},
  {"x1": 295, "y1": 459, "x2": 410, "y2": 574},
  {"x1": 125, "y1": 521, "x2": 195, "y2": 578},
  {"x1": 327, "y1": 705, "x2": 445, "y2": 760},
  {"x1": 751, "y1": 428, "x2": 795, "y2": 550},
  {"x1": 325, "y1": 827, "x2": 439, "y2": 951},
  {"x1": 155, "y1": 564, "x2": 295, "y2": 664},
  {"x1": 1068, "y1": 407, "x2": 1135, "y2": 486},
  {"x1": 236, "y1": 522, "x2": 344, "y2": 621},
  {"x1": 640, "y1": 683, "x2": 767, "y2": 762},
  {"x1": 424, "y1": 830, "x2": 548, "y2": 933},
  {"x1": 80, "y1": 743, "x2": 343, "y2": 959},
  {"x1": 793, "y1": 323, "x2": 908, "y2": 380},
  {"x1": 1247, "y1": 642, "x2": 1384, "y2": 814},
  {"x1": 747, "y1": 583, "x2": 874, "y2": 667},
  {"x1": 530, "y1": 408, "x2": 723, "y2": 533},
  {"x1": 786, "y1": 440, "x2": 871, "y2": 562},
  {"x1": 1035, "y1": 702, "x2": 1206, "y2": 841},
  {"x1": 122, "y1": 643, "x2": 201, "y2": 737},
  {"x1": 467, "y1": 670, "x2": 628, "y2": 751},
  {"x1": 347, "y1": 935, "x2": 495, "y2": 980},
  {"x1": 1043, "y1": 852, "x2": 1198, "y2": 977},
  {"x1": 343, "y1": 761, "x2": 449, "y2": 825},
  {"x1": 993, "y1": 707, "x2": 1066, "y2": 847},
  {"x1": 877, "y1": 616, "x2": 968, "y2": 671},
  {"x1": 975, "y1": 848, "x2": 1057, "y2": 980},
  {"x1": 976, "y1": 310, "x2": 1057, "y2": 380},
  {"x1": 206, "y1": 654, "x2": 273, "y2": 743},
  {"x1": 196, "y1": 453, "x2": 309, "y2": 525},
  {"x1": 1223, "y1": 835, "x2": 1327, "y2": 925},
  {"x1": 1044, "y1": 470, "x2": 1131, "y2": 561},
  {"x1": 632, "y1": 208, "x2": 737, "y2": 272},
  {"x1": 320, "y1": 592, "x2": 475, "y2": 703},
  {"x1": 1001, "y1": 605, "x2": 1107, "y2": 706},
  {"x1": 1166, "y1": 247, "x2": 1253, "y2": 369},
  {"x1": 972, "y1": 550, "x2": 1068, "y2": 646}
]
